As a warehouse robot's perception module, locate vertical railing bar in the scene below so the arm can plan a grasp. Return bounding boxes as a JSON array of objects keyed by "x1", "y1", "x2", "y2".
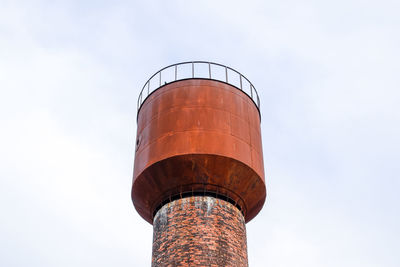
[
  {"x1": 208, "y1": 63, "x2": 211, "y2": 79},
  {"x1": 147, "y1": 81, "x2": 150, "y2": 95},
  {"x1": 175, "y1": 65, "x2": 177, "y2": 81},
  {"x1": 159, "y1": 71, "x2": 162, "y2": 87},
  {"x1": 250, "y1": 84, "x2": 253, "y2": 98},
  {"x1": 225, "y1": 67, "x2": 228, "y2": 83},
  {"x1": 192, "y1": 62, "x2": 194, "y2": 78},
  {"x1": 138, "y1": 94, "x2": 140, "y2": 110},
  {"x1": 240, "y1": 75, "x2": 243, "y2": 90}
]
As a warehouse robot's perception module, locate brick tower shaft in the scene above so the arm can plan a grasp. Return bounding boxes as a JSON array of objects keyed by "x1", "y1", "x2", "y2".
[{"x1": 152, "y1": 196, "x2": 248, "y2": 267}]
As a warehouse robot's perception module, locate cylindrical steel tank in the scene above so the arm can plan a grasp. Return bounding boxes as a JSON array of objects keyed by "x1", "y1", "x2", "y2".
[{"x1": 132, "y1": 68, "x2": 266, "y2": 224}]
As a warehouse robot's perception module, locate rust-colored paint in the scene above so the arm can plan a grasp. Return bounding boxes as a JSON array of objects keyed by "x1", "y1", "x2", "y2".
[{"x1": 132, "y1": 79, "x2": 266, "y2": 224}]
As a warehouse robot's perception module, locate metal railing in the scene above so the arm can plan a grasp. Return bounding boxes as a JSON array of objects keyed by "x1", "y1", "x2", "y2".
[{"x1": 137, "y1": 61, "x2": 260, "y2": 114}]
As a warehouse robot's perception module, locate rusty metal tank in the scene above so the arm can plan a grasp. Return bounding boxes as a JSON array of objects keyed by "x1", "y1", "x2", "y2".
[{"x1": 132, "y1": 61, "x2": 266, "y2": 224}]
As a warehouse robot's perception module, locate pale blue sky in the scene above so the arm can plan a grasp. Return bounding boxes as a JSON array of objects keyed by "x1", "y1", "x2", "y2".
[{"x1": 1, "y1": 0, "x2": 399, "y2": 266}]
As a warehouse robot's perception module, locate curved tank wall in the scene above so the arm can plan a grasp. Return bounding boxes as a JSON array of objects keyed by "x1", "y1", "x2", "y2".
[{"x1": 132, "y1": 79, "x2": 266, "y2": 224}]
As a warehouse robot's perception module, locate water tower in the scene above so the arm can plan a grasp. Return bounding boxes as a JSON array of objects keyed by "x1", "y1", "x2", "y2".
[{"x1": 132, "y1": 61, "x2": 266, "y2": 266}]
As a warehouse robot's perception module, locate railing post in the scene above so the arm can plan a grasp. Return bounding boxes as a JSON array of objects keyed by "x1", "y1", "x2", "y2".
[
  {"x1": 175, "y1": 65, "x2": 177, "y2": 80},
  {"x1": 159, "y1": 71, "x2": 162, "y2": 87},
  {"x1": 225, "y1": 67, "x2": 228, "y2": 83},
  {"x1": 192, "y1": 62, "x2": 194, "y2": 78},
  {"x1": 147, "y1": 81, "x2": 150, "y2": 95},
  {"x1": 250, "y1": 84, "x2": 253, "y2": 98},
  {"x1": 208, "y1": 63, "x2": 211, "y2": 79},
  {"x1": 137, "y1": 93, "x2": 140, "y2": 111},
  {"x1": 240, "y1": 75, "x2": 243, "y2": 90}
]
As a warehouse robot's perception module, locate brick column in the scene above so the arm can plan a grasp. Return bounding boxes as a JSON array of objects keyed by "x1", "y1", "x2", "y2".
[{"x1": 152, "y1": 196, "x2": 248, "y2": 267}]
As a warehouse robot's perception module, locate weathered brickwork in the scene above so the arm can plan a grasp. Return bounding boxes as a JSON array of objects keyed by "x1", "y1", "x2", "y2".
[{"x1": 152, "y1": 196, "x2": 248, "y2": 267}]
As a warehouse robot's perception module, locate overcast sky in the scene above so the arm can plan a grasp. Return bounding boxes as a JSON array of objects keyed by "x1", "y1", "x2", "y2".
[{"x1": 1, "y1": 0, "x2": 399, "y2": 266}]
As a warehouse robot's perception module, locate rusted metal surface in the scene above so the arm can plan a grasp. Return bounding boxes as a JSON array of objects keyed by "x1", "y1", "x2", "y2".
[{"x1": 132, "y1": 79, "x2": 266, "y2": 224}]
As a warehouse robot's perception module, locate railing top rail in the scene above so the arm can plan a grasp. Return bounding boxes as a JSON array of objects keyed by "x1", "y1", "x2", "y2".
[{"x1": 137, "y1": 61, "x2": 260, "y2": 119}]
